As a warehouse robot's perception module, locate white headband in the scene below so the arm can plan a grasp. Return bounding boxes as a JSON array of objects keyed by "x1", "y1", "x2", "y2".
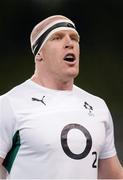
[{"x1": 31, "y1": 19, "x2": 79, "y2": 56}]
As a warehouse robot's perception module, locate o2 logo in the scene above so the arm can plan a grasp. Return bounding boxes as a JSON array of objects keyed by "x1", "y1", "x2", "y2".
[{"x1": 61, "y1": 123, "x2": 97, "y2": 168}]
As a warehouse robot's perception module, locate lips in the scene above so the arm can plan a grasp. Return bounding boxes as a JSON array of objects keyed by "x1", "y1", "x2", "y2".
[{"x1": 63, "y1": 53, "x2": 76, "y2": 62}]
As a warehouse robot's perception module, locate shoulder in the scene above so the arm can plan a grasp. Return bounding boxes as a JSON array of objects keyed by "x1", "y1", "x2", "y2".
[
  {"x1": 73, "y1": 85, "x2": 108, "y2": 110},
  {"x1": 0, "y1": 79, "x2": 31, "y2": 99},
  {"x1": 0, "y1": 80, "x2": 32, "y2": 110},
  {"x1": 73, "y1": 85, "x2": 113, "y2": 128}
]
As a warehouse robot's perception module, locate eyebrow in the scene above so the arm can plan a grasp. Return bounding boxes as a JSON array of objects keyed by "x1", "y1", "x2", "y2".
[{"x1": 50, "y1": 31, "x2": 80, "y2": 40}]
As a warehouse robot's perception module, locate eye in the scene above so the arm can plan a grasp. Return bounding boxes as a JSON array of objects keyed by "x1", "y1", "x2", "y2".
[
  {"x1": 52, "y1": 35, "x2": 62, "y2": 40},
  {"x1": 71, "y1": 36, "x2": 80, "y2": 42},
  {"x1": 71, "y1": 34, "x2": 80, "y2": 42}
]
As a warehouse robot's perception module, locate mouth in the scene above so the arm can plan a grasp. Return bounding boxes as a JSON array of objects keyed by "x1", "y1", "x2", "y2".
[{"x1": 63, "y1": 53, "x2": 76, "y2": 62}]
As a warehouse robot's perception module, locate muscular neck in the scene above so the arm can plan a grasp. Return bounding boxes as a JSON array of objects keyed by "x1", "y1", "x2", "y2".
[{"x1": 31, "y1": 74, "x2": 74, "y2": 91}]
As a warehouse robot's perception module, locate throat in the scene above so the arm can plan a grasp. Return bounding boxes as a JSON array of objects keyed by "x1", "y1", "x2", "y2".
[{"x1": 31, "y1": 74, "x2": 74, "y2": 91}]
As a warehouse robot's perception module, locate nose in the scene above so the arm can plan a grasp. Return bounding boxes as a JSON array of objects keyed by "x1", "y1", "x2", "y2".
[{"x1": 64, "y1": 35, "x2": 74, "y2": 49}]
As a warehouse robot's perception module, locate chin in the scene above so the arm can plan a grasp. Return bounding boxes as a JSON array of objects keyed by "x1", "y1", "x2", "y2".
[
  {"x1": 71, "y1": 68, "x2": 79, "y2": 76},
  {"x1": 67, "y1": 70, "x2": 79, "y2": 79}
]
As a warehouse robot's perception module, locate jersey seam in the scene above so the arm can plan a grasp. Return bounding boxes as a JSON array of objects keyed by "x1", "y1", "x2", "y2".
[{"x1": 6, "y1": 95, "x2": 18, "y2": 135}]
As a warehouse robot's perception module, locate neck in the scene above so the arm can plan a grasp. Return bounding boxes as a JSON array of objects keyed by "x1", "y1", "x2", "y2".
[{"x1": 31, "y1": 74, "x2": 74, "y2": 90}]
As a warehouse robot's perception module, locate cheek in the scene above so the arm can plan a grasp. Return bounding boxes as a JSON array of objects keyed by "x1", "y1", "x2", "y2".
[
  {"x1": 76, "y1": 45, "x2": 80, "y2": 57},
  {"x1": 42, "y1": 46, "x2": 60, "y2": 61},
  {"x1": 43, "y1": 50, "x2": 61, "y2": 70}
]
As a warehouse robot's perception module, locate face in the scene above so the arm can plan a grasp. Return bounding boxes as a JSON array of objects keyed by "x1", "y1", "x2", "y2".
[{"x1": 39, "y1": 29, "x2": 80, "y2": 82}]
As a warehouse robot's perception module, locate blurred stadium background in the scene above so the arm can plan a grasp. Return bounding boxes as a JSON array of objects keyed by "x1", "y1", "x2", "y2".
[{"x1": 0, "y1": 0, "x2": 123, "y2": 163}]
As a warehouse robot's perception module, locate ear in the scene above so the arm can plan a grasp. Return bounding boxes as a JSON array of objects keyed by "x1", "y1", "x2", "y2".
[{"x1": 35, "y1": 52, "x2": 43, "y2": 62}]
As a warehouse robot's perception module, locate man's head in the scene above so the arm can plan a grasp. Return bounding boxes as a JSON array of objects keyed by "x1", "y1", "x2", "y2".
[
  {"x1": 30, "y1": 15, "x2": 80, "y2": 88},
  {"x1": 30, "y1": 15, "x2": 79, "y2": 56}
]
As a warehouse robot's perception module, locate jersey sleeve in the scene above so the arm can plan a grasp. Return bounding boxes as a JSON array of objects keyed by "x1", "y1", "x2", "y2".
[
  {"x1": 0, "y1": 95, "x2": 17, "y2": 159},
  {"x1": 99, "y1": 104, "x2": 116, "y2": 159}
]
